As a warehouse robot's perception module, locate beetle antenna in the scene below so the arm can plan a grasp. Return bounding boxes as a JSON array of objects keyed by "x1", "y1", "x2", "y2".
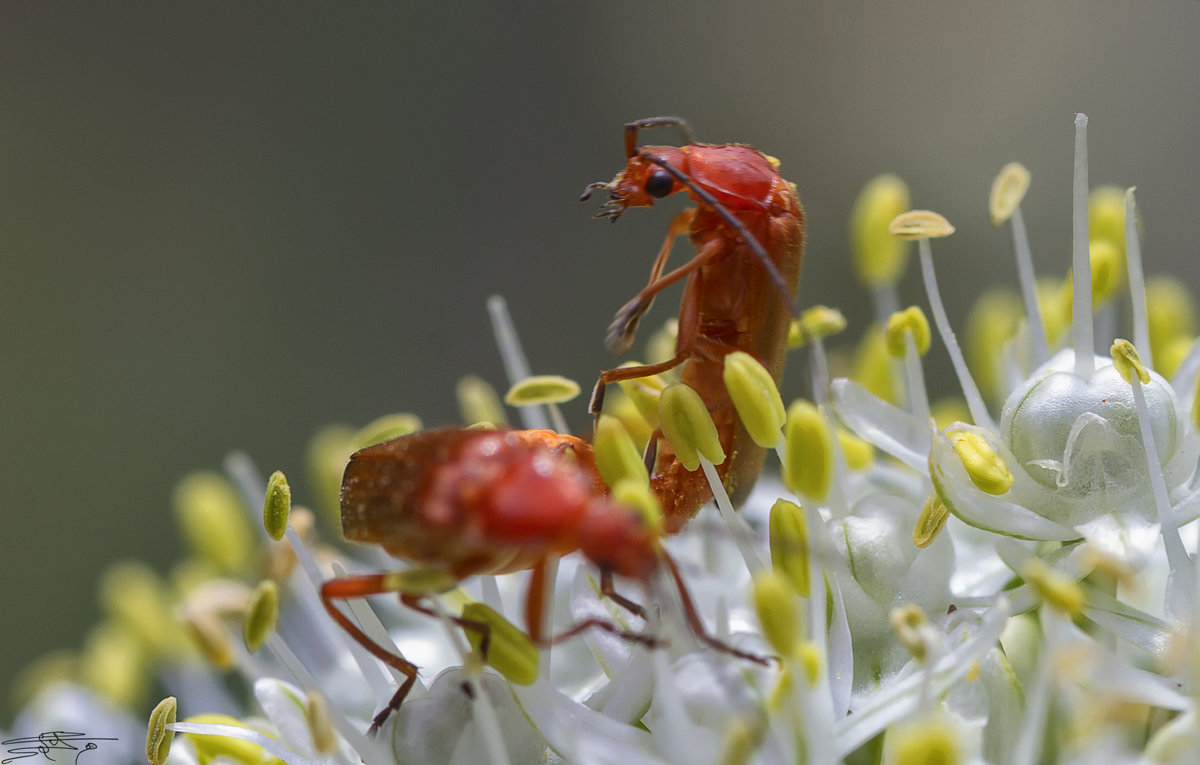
[
  {"x1": 624, "y1": 117, "x2": 694, "y2": 159},
  {"x1": 642, "y1": 152, "x2": 799, "y2": 318}
]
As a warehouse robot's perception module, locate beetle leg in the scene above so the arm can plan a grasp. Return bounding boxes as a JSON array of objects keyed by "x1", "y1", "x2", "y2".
[
  {"x1": 320, "y1": 574, "x2": 424, "y2": 735},
  {"x1": 605, "y1": 234, "x2": 723, "y2": 355}
]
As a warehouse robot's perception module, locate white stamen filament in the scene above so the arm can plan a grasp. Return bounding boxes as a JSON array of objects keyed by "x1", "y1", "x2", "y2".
[
  {"x1": 1071, "y1": 113, "x2": 1095, "y2": 380},
  {"x1": 1125, "y1": 189, "x2": 1151, "y2": 360},
  {"x1": 1009, "y1": 205, "x2": 1049, "y2": 365}
]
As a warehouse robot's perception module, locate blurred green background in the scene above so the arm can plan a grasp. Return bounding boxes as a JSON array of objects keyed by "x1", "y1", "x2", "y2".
[{"x1": 3, "y1": 2, "x2": 1200, "y2": 720}]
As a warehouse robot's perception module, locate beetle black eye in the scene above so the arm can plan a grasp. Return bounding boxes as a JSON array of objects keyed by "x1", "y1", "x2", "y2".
[{"x1": 644, "y1": 170, "x2": 673, "y2": 198}]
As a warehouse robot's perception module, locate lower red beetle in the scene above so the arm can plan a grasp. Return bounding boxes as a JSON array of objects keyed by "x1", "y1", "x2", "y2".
[{"x1": 320, "y1": 427, "x2": 767, "y2": 735}]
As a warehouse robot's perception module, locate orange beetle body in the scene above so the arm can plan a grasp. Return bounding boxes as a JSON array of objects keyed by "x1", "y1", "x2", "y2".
[
  {"x1": 586, "y1": 119, "x2": 805, "y2": 532},
  {"x1": 339, "y1": 427, "x2": 659, "y2": 582}
]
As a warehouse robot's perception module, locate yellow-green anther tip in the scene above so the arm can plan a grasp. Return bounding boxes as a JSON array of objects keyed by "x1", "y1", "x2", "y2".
[
  {"x1": 100, "y1": 561, "x2": 173, "y2": 654},
  {"x1": 611, "y1": 478, "x2": 665, "y2": 536},
  {"x1": 1110, "y1": 339, "x2": 1150, "y2": 385},
  {"x1": 243, "y1": 580, "x2": 280, "y2": 653},
  {"x1": 82, "y1": 620, "x2": 148, "y2": 708},
  {"x1": 989, "y1": 162, "x2": 1031, "y2": 225},
  {"x1": 884, "y1": 306, "x2": 932, "y2": 358},
  {"x1": 853, "y1": 324, "x2": 896, "y2": 404},
  {"x1": 1089, "y1": 239, "x2": 1120, "y2": 306},
  {"x1": 456, "y1": 375, "x2": 509, "y2": 427},
  {"x1": 504, "y1": 375, "x2": 581, "y2": 406},
  {"x1": 1089, "y1": 185, "x2": 1127, "y2": 254},
  {"x1": 145, "y1": 696, "x2": 177, "y2": 765},
  {"x1": 966, "y1": 288, "x2": 1024, "y2": 403},
  {"x1": 888, "y1": 714, "x2": 962, "y2": 765},
  {"x1": 851, "y1": 173, "x2": 912, "y2": 287},
  {"x1": 262, "y1": 470, "x2": 291, "y2": 542},
  {"x1": 949, "y1": 430, "x2": 1013, "y2": 495},
  {"x1": 594, "y1": 414, "x2": 650, "y2": 490},
  {"x1": 353, "y1": 412, "x2": 423, "y2": 448},
  {"x1": 174, "y1": 472, "x2": 254, "y2": 575},
  {"x1": 306, "y1": 691, "x2": 337, "y2": 754},
  {"x1": 798, "y1": 642, "x2": 821, "y2": 686},
  {"x1": 752, "y1": 570, "x2": 801, "y2": 659},
  {"x1": 783, "y1": 399, "x2": 833, "y2": 501},
  {"x1": 789, "y1": 305, "x2": 847, "y2": 348},
  {"x1": 723, "y1": 351, "x2": 785, "y2": 448},
  {"x1": 1022, "y1": 558, "x2": 1086, "y2": 616},
  {"x1": 768, "y1": 498, "x2": 810, "y2": 597},
  {"x1": 659, "y1": 382, "x2": 726, "y2": 471},
  {"x1": 888, "y1": 209, "x2": 955, "y2": 240},
  {"x1": 182, "y1": 612, "x2": 234, "y2": 672},
  {"x1": 913, "y1": 493, "x2": 950, "y2": 548},
  {"x1": 890, "y1": 603, "x2": 929, "y2": 662},
  {"x1": 838, "y1": 428, "x2": 875, "y2": 470},
  {"x1": 461, "y1": 602, "x2": 539, "y2": 685}
]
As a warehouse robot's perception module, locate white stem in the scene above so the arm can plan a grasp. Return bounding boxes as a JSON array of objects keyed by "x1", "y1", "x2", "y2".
[
  {"x1": 1071, "y1": 113, "x2": 1095, "y2": 380},
  {"x1": 1009, "y1": 613, "x2": 1053, "y2": 765},
  {"x1": 699, "y1": 457, "x2": 766, "y2": 573},
  {"x1": 903, "y1": 332, "x2": 932, "y2": 428},
  {"x1": 1125, "y1": 189, "x2": 1151, "y2": 361},
  {"x1": 1010, "y1": 206, "x2": 1049, "y2": 365},
  {"x1": 1131, "y1": 378, "x2": 1194, "y2": 621},
  {"x1": 328, "y1": 561, "x2": 415, "y2": 698},
  {"x1": 487, "y1": 295, "x2": 551, "y2": 431},
  {"x1": 918, "y1": 240, "x2": 996, "y2": 431}
]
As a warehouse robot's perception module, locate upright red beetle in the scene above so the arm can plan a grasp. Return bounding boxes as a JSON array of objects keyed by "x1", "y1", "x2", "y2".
[{"x1": 582, "y1": 117, "x2": 805, "y2": 532}]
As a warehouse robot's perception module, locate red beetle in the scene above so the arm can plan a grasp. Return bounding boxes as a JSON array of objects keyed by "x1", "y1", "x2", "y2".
[
  {"x1": 321, "y1": 427, "x2": 765, "y2": 735},
  {"x1": 583, "y1": 118, "x2": 805, "y2": 532}
]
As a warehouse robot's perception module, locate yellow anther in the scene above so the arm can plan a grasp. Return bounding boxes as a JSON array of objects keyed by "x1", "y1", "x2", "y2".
[
  {"x1": 615, "y1": 363, "x2": 667, "y2": 428},
  {"x1": 504, "y1": 375, "x2": 581, "y2": 406},
  {"x1": 890, "y1": 603, "x2": 930, "y2": 662},
  {"x1": 1022, "y1": 558, "x2": 1086, "y2": 616},
  {"x1": 888, "y1": 210, "x2": 955, "y2": 240},
  {"x1": 965, "y1": 288, "x2": 1023, "y2": 403},
  {"x1": 1037, "y1": 276, "x2": 1073, "y2": 348},
  {"x1": 658, "y1": 382, "x2": 726, "y2": 471},
  {"x1": 851, "y1": 174, "x2": 912, "y2": 287},
  {"x1": 1088, "y1": 239, "x2": 1121, "y2": 306},
  {"x1": 81, "y1": 620, "x2": 148, "y2": 707},
  {"x1": 884, "y1": 306, "x2": 932, "y2": 358},
  {"x1": 1146, "y1": 276, "x2": 1198, "y2": 368},
  {"x1": 886, "y1": 714, "x2": 963, "y2": 765},
  {"x1": 242, "y1": 580, "x2": 280, "y2": 653},
  {"x1": 181, "y1": 611, "x2": 234, "y2": 672},
  {"x1": 718, "y1": 718, "x2": 762, "y2": 765},
  {"x1": 380, "y1": 568, "x2": 458, "y2": 596},
  {"x1": 853, "y1": 324, "x2": 896, "y2": 403},
  {"x1": 456, "y1": 375, "x2": 509, "y2": 427},
  {"x1": 783, "y1": 399, "x2": 833, "y2": 501},
  {"x1": 768, "y1": 498, "x2": 810, "y2": 597},
  {"x1": 461, "y1": 602, "x2": 539, "y2": 686},
  {"x1": 1110, "y1": 339, "x2": 1150, "y2": 385},
  {"x1": 837, "y1": 427, "x2": 875, "y2": 470},
  {"x1": 174, "y1": 472, "x2": 254, "y2": 575},
  {"x1": 645, "y1": 318, "x2": 680, "y2": 365},
  {"x1": 788, "y1": 305, "x2": 847, "y2": 348},
  {"x1": 100, "y1": 561, "x2": 174, "y2": 655},
  {"x1": 753, "y1": 569, "x2": 802, "y2": 658},
  {"x1": 306, "y1": 690, "x2": 338, "y2": 754},
  {"x1": 797, "y1": 641, "x2": 821, "y2": 686},
  {"x1": 182, "y1": 714, "x2": 270, "y2": 762},
  {"x1": 145, "y1": 696, "x2": 177, "y2": 765},
  {"x1": 353, "y1": 413, "x2": 423, "y2": 448},
  {"x1": 949, "y1": 430, "x2": 1013, "y2": 495},
  {"x1": 930, "y1": 398, "x2": 972, "y2": 429},
  {"x1": 605, "y1": 389, "x2": 653, "y2": 447},
  {"x1": 723, "y1": 351, "x2": 786, "y2": 448},
  {"x1": 965, "y1": 661, "x2": 981, "y2": 682},
  {"x1": 1088, "y1": 185, "x2": 1127, "y2": 255},
  {"x1": 611, "y1": 478, "x2": 665, "y2": 536},
  {"x1": 262, "y1": 470, "x2": 291, "y2": 542},
  {"x1": 913, "y1": 493, "x2": 950, "y2": 548},
  {"x1": 593, "y1": 415, "x2": 650, "y2": 490},
  {"x1": 989, "y1": 162, "x2": 1031, "y2": 225}
]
